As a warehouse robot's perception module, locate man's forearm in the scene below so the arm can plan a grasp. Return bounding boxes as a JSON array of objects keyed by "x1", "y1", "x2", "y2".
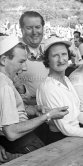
[{"x1": 3, "y1": 114, "x2": 47, "y2": 141}]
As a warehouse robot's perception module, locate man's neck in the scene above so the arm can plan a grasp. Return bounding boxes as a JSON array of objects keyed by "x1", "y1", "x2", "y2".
[
  {"x1": 28, "y1": 45, "x2": 39, "y2": 51},
  {"x1": 23, "y1": 38, "x2": 40, "y2": 49}
]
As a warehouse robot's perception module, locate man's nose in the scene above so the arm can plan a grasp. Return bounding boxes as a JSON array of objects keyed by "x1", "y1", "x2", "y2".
[
  {"x1": 59, "y1": 56, "x2": 64, "y2": 63},
  {"x1": 32, "y1": 27, "x2": 37, "y2": 34},
  {"x1": 22, "y1": 62, "x2": 27, "y2": 71}
]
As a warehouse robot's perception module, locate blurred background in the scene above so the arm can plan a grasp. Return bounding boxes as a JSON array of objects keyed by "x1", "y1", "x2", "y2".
[{"x1": 0, "y1": 0, "x2": 83, "y2": 39}]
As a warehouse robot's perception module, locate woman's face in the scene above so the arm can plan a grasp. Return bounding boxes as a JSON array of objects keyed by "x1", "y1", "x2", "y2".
[{"x1": 48, "y1": 44, "x2": 69, "y2": 73}]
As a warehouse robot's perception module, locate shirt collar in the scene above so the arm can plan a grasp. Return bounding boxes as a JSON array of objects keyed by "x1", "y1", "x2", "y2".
[{"x1": 21, "y1": 38, "x2": 44, "y2": 60}]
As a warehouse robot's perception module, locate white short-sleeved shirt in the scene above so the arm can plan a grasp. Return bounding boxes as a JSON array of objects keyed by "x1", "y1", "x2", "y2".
[
  {"x1": 79, "y1": 43, "x2": 83, "y2": 56},
  {"x1": 69, "y1": 69, "x2": 83, "y2": 112},
  {"x1": 36, "y1": 76, "x2": 83, "y2": 137},
  {"x1": 69, "y1": 70, "x2": 83, "y2": 124},
  {"x1": 0, "y1": 72, "x2": 28, "y2": 129}
]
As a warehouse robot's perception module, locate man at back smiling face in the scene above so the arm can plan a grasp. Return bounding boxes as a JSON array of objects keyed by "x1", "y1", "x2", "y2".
[
  {"x1": 13, "y1": 11, "x2": 49, "y2": 145},
  {"x1": 21, "y1": 11, "x2": 44, "y2": 49}
]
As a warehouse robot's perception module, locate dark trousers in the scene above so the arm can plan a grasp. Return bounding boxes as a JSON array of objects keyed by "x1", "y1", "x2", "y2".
[
  {"x1": 0, "y1": 132, "x2": 44, "y2": 154},
  {"x1": 35, "y1": 123, "x2": 66, "y2": 145},
  {"x1": 34, "y1": 122, "x2": 49, "y2": 145},
  {"x1": 46, "y1": 130, "x2": 66, "y2": 145}
]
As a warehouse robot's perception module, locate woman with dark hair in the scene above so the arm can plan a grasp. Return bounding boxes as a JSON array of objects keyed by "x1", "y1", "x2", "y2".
[{"x1": 36, "y1": 36, "x2": 83, "y2": 145}]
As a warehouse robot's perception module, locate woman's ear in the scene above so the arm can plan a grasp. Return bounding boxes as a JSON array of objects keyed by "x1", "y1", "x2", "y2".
[{"x1": 0, "y1": 55, "x2": 7, "y2": 66}]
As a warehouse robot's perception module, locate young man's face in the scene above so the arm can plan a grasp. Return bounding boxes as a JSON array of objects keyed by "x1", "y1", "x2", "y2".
[
  {"x1": 22, "y1": 16, "x2": 44, "y2": 48},
  {"x1": 5, "y1": 46, "x2": 27, "y2": 81}
]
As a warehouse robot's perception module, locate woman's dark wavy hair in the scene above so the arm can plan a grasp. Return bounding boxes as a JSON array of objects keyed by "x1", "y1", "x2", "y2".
[{"x1": 43, "y1": 43, "x2": 71, "y2": 68}]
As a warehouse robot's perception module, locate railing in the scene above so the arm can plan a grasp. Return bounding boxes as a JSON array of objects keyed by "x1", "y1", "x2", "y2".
[{"x1": 2, "y1": 136, "x2": 83, "y2": 166}]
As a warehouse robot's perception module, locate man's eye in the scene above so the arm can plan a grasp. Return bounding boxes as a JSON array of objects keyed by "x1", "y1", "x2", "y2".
[
  {"x1": 20, "y1": 61, "x2": 24, "y2": 64},
  {"x1": 52, "y1": 54, "x2": 58, "y2": 57},
  {"x1": 26, "y1": 27, "x2": 31, "y2": 30},
  {"x1": 36, "y1": 26, "x2": 41, "y2": 29},
  {"x1": 63, "y1": 53, "x2": 67, "y2": 56}
]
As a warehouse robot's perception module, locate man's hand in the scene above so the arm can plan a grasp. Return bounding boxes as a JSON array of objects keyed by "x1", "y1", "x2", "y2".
[
  {"x1": 48, "y1": 106, "x2": 69, "y2": 120},
  {"x1": 0, "y1": 145, "x2": 7, "y2": 163},
  {"x1": 38, "y1": 105, "x2": 69, "y2": 120}
]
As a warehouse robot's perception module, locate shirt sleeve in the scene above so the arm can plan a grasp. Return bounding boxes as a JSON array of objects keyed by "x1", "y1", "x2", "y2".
[
  {"x1": 36, "y1": 83, "x2": 83, "y2": 137},
  {"x1": 72, "y1": 85, "x2": 83, "y2": 112},
  {"x1": 0, "y1": 85, "x2": 19, "y2": 126},
  {"x1": 69, "y1": 74, "x2": 83, "y2": 112},
  {"x1": 79, "y1": 43, "x2": 83, "y2": 56}
]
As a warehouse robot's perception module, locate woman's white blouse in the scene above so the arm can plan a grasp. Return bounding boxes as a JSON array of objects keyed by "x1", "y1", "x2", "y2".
[{"x1": 36, "y1": 76, "x2": 83, "y2": 137}]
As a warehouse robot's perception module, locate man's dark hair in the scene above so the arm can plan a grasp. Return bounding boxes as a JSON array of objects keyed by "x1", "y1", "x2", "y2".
[
  {"x1": 19, "y1": 11, "x2": 45, "y2": 28},
  {"x1": 4, "y1": 43, "x2": 26, "y2": 60},
  {"x1": 73, "y1": 31, "x2": 81, "y2": 37}
]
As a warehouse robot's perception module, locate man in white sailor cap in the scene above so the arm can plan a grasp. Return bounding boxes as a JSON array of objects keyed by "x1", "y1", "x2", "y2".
[{"x1": 0, "y1": 35, "x2": 68, "y2": 163}]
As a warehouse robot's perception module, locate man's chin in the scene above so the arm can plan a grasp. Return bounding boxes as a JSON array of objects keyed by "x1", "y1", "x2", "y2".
[{"x1": 31, "y1": 40, "x2": 41, "y2": 47}]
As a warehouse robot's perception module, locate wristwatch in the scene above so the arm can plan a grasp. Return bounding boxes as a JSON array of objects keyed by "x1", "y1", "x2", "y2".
[{"x1": 46, "y1": 112, "x2": 51, "y2": 121}]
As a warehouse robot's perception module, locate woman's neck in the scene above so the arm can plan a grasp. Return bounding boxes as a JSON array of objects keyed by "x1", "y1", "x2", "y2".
[
  {"x1": 49, "y1": 69, "x2": 65, "y2": 79},
  {"x1": 48, "y1": 70, "x2": 68, "y2": 87}
]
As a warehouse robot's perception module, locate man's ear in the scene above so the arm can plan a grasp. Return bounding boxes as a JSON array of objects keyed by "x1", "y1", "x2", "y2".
[{"x1": 0, "y1": 55, "x2": 7, "y2": 66}]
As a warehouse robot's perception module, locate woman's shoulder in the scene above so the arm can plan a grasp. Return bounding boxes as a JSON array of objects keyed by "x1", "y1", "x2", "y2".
[
  {"x1": 39, "y1": 76, "x2": 61, "y2": 95},
  {"x1": 39, "y1": 77, "x2": 51, "y2": 86}
]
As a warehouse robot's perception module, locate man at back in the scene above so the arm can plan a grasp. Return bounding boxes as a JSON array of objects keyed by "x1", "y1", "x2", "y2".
[
  {"x1": 69, "y1": 31, "x2": 82, "y2": 65},
  {"x1": 13, "y1": 11, "x2": 50, "y2": 144},
  {"x1": 14, "y1": 11, "x2": 49, "y2": 105}
]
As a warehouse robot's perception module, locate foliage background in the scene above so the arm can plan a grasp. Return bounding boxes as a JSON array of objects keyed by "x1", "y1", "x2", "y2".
[{"x1": 0, "y1": 0, "x2": 83, "y2": 27}]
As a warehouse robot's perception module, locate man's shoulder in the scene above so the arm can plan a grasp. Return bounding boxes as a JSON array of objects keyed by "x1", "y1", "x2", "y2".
[
  {"x1": 79, "y1": 43, "x2": 83, "y2": 55},
  {"x1": 0, "y1": 73, "x2": 13, "y2": 89},
  {"x1": 0, "y1": 74, "x2": 8, "y2": 86}
]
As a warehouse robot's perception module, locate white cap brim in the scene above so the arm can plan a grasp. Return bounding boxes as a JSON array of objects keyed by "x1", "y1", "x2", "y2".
[
  {"x1": 44, "y1": 36, "x2": 71, "y2": 52},
  {"x1": 0, "y1": 35, "x2": 22, "y2": 55}
]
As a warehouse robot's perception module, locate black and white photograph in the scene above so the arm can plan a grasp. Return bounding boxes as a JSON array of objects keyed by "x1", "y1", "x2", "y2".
[{"x1": 0, "y1": 0, "x2": 83, "y2": 165}]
